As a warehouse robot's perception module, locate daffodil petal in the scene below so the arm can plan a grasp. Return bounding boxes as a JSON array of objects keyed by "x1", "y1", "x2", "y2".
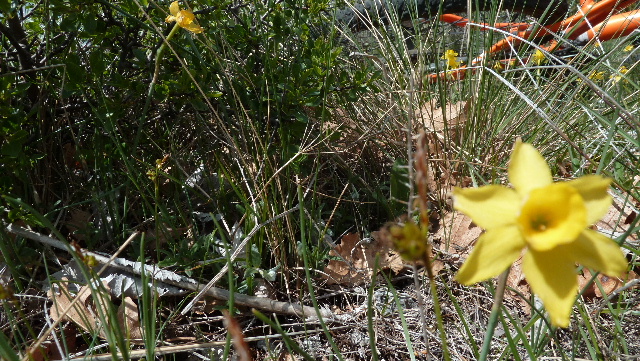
[
  {"x1": 169, "y1": 1, "x2": 180, "y2": 16},
  {"x1": 455, "y1": 225, "x2": 525, "y2": 285},
  {"x1": 522, "y1": 249, "x2": 577, "y2": 328},
  {"x1": 165, "y1": 15, "x2": 177, "y2": 23},
  {"x1": 184, "y1": 22, "x2": 204, "y2": 34},
  {"x1": 508, "y1": 141, "x2": 552, "y2": 196},
  {"x1": 567, "y1": 229, "x2": 627, "y2": 276},
  {"x1": 453, "y1": 186, "x2": 520, "y2": 229},
  {"x1": 566, "y1": 175, "x2": 612, "y2": 225}
]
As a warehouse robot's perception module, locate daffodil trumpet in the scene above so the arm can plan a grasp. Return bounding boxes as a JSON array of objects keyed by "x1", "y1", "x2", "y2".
[{"x1": 165, "y1": 1, "x2": 204, "y2": 34}]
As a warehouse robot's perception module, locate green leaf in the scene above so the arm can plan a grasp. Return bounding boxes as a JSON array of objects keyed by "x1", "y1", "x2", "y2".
[
  {"x1": 390, "y1": 159, "x2": 410, "y2": 215},
  {"x1": 1, "y1": 130, "x2": 29, "y2": 157},
  {"x1": 90, "y1": 50, "x2": 106, "y2": 74},
  {"x1": 0, "y1": 0, "x2": 11, "y2": 13},
  {"x1": 65, "y1": 53, "x2": 84, "y2": 84}
]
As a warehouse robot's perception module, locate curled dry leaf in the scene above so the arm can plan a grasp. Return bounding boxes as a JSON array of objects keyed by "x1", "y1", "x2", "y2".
[
  {"x1": 578, "y1": 269, "x2": 639, "y2": 298},
  {"x1": 415, "y1": 99, "x2": 470, "y2": 155},
  {"x1": 48, "y1": 278, "x2": 143, "y2": 343},
  {"x1": 413, "y1": 100, "x2": 472, "y2": 204},
  {"x1": 322, "y1": 232, "x2": 403, "y2": 286},
  {"x1": 418, "y1": 99, "x2": 469, "y2": 132},
  {"x1": 48, "y1": 279, "x2": 112, "y2": 339}
]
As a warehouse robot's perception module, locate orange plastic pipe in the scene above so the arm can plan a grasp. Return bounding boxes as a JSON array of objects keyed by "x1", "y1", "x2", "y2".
[
  {"x1": 564, "y1": 0, "x2": 638, "y2": 38},
  {"x1": 429, "y1": 0, "x2": 640, "y2": 82},
  {"x1": 485, "y1": 0, "x2": 637, "y2": 56},
  {"x1": 574, "y1": 10, "x2": 640, "y2": 42},
  {"x1": 439, "y1": 14, "x2": 530, "y2": 31}
]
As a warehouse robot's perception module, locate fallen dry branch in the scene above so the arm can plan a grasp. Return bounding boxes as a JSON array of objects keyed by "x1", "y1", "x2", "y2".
[{"x1": 6, "y1": 224, "x2": 332, "y2": 320}]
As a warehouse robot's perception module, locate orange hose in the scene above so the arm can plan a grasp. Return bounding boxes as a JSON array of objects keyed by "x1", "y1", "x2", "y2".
[
  {"x1": 564, "y1": 0, "x2": 638, "y2": 38},
  {"x1": 429, "y1": 0, "x2": 640, "y2": 82},
  {"x1": 575, "y1": 10, "x2": 640, "y2": 41},
  {"x1": 439, "y1": 14, "x2": 529, "y2": 31}
]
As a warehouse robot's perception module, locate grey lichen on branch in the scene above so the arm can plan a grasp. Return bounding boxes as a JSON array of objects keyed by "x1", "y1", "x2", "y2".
[{"x1": 6, "y1": 223, "x2": 333, "y2": 320}]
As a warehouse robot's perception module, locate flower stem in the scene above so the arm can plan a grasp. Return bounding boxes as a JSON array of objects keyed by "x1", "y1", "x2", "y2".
[
  {"x1": 412, "y1": 263, "x2": 430, "y2": 352},
  {"x1": 422, "y1": 253, "x2": 451, "y2": 361},
  {"x1": 479, "y1": 267, "x2": 511, "y2": 361},
  {"x1": 142, "y1": 23, "x2": 181, "y2": 119},
  {"x1": 134, "y1": 23, "x2": 181, "y2": 153}
]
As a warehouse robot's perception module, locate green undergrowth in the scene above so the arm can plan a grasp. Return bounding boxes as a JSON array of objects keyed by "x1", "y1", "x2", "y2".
[{"x1": 1, "y1": 0, "x2": 639, "y2": 360}]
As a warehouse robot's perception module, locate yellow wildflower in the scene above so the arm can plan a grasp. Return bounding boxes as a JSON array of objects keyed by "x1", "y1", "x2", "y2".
[
  {"x1": 531, "y1": 49, "x2": 546, "y2": 66},
  {"x1": 493, "y1": 61, "x2": 504, "y2": 70},
  {"x1": 611, "y1": 66, "x2": 629, "y2": 83},
  {"x1": 454, "y1": 141, "x2": 627, "y2": 328},
  {"x1": 165, "y1": 1, "x2": 204, "y2": 34},
  {"x1": 589, "y1": 71, "x2": 605, "y2": 80},
  {"x1": 442, "y1": 49, "x2": 460, "y2": 68},
  {"x1": 624, "y1": 44, "x2": 634, "y2": 52}
]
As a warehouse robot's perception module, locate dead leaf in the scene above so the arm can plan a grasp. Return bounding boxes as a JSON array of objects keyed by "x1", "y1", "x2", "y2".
[
  {"x1": 415, "y1": 99, "x2": 470, "y2": 156},
  {"x1": 322, "y1": 232, "x2": 403, "y2": 286},
  {"x1": 578, "y1": 269, "x2": 639, "y2": 298},
  {"x1": 418, "y1": 99, "x2": 469, "y2": 133},
  {"x1": 412, "y1": 100, "x2": 472, "y2": 205},
  {"x1": 429, "y1": 211, "x2": 481, "y2": 275},
  {"x1": 595, "y1": 197, "x2": 638, "y2": 241},
  {"x1": 118, "y1": 296, "x2": 143, "y2": 344},
  {"x1": 433, "y1": 211, "x2": 482, "y2": 256},
  {"x1": 48, "y1": 279, "x2": 112, "y2": 339},
  {"x1": 48, "y1": 279, "x2": 143, "y2": 343}
]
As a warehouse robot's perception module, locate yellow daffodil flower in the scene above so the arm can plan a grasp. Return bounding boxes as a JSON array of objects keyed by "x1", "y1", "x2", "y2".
[
  {"x1": 165, "y1": 1, "x2": 204, "y2": 34},
  {"x1": 624, "y1": 44, "x2": 634, "y2": 52},
  {"x1": 531, "y1": 49, "x2": 546, "y2": 66},
  {"x1": 454, "y1": 141, "x2": 627, "y2": 328},
  {"x1": 442, "y1": 49, "x2": 461, "y2": 69},
  {"x1": 589, "y1": 71, "x2": 605, "y2": 80}
]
